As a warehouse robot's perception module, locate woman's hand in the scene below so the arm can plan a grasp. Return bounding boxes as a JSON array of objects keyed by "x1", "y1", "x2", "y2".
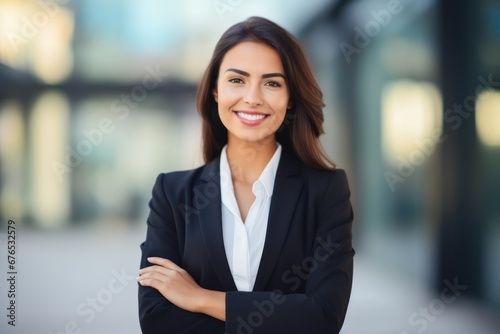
[
  {"x1": 138, "y1": 257, "x2": 204, "y2": 313},
  {"x1": 138, "y1": 257, "x2": 226, "y2": 321}
]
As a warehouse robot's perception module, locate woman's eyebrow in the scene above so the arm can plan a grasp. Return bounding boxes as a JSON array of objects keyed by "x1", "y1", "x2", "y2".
[{"x1": 224, "y1": 68, "x2": 286, "y2": 79}]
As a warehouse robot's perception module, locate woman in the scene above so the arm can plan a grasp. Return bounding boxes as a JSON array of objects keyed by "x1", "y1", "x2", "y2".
[{"x1": 137, "y1": 16, "x2": 354, "y2": 334}]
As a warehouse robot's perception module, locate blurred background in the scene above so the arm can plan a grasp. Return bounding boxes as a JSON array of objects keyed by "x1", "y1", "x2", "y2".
[{"x1": 0, "y1": 0, "x2": 499, "y2": 333}]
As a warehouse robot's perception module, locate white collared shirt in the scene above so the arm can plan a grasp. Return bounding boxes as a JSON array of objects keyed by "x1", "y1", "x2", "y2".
[{"x1": 220, "y1": 143, "x2": 282, "y2": 291}]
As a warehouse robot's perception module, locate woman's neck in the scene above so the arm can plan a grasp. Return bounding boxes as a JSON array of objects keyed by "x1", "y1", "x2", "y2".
[{"x1": 226, "y1": 137, "x2": 277, "y2": 185}]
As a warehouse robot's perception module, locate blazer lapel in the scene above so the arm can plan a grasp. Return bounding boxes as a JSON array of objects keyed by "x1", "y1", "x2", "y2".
[
  {"x1": 253, "y1": 149, "x2": 304, "y2": 291},
  {"x1": 197, "y1": 157, "x2": 238, "y2": 291}
]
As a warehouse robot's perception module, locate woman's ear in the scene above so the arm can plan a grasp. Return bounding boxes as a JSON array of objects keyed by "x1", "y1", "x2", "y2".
[
  {"x1": 212, "y1": 88, "x2": 218, "y2": 103},
  {"x1": 287, "y1": 100, "x2": 293, "y2": 109}
]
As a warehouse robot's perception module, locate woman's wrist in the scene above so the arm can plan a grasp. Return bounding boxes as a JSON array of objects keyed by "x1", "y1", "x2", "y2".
[{"x1": 195, "y1": 289, "x2": 226, "y2": 321}]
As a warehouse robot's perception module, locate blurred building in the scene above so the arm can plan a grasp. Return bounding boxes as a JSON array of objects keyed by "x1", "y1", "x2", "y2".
[
  {"x1": 0, "y1": 0, "x2": 499, "y2": 333},
  {"x1": 298, "y1": 0, "x2": 500, "y2": 319}
]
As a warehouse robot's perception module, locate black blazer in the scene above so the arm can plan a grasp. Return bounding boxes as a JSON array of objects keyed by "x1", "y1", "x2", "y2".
[{"x1": 139, "y1": 148, "x2": 354, "y2": 334}]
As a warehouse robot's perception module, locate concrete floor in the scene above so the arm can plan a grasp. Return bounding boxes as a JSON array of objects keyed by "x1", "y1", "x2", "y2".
[{"x1": 0, "y1": 225, "x2": 498, "y2": 334}]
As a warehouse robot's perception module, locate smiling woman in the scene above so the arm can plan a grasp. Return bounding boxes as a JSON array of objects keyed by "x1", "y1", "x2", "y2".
[
  {"x1": 196, "y1": 17, "x2": 334, "y2": 170},
  {"x1": 138, "y1": 16, "x2": 354, "y2": 334},
  {"x1": 214, "y1": 42, "x2": 290, "y2": 150}
]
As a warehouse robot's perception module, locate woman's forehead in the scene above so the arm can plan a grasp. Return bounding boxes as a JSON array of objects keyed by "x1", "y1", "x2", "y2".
[{"x1": 219, "y1": 42, "x2": 285, "y2": 75}]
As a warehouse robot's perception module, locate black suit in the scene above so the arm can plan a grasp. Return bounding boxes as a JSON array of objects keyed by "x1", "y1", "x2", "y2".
[{"x1": 139, "y1": 148, "x2": 354, "y2": 333}]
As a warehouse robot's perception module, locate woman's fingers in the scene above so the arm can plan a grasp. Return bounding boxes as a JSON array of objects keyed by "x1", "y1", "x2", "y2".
[
  {"x1": 138, "y1": 268, "x2": 173, "y2": 292},
  {"x1": 138, "y1": 270, "x2": 166, "y2": 282},
  {"x1": 137, "y1": 257, "x2": 203, "y2": 312},
  {"x1": 137, "y1": 257, "x2": 189, "y2": 288},
  {"x1": 137, "y1": 276, "x2": 162, "y2": 289},
  {"x1": 138, "y1": 257, "x2": 182, "y2": 277},
  {"x1": 146, "y1": 257, "x2": 182, "y2": 271}
]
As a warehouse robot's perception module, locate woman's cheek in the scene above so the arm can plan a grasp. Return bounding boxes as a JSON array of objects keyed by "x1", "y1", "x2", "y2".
[{"x1": 220, "y1": 86, "x2": 242, "y2": 101}]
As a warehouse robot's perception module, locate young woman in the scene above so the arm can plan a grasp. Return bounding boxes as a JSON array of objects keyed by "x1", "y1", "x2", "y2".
[{"x1": 137, "y1": 16, "x2": 354, "y2": 334}]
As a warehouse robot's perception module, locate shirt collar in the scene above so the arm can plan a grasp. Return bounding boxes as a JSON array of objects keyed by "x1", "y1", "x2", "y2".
[
  {"x1": 219, "y1": 146, "x2": 234, "y2": 193},
  {"x1": 220, "y1": 142, "x2": 282, "y2": 197}
]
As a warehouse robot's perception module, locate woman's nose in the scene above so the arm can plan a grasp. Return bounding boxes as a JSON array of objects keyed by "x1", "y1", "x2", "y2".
[{"x1": 243, "y1": 84, "x2": 263, "y2": 106}]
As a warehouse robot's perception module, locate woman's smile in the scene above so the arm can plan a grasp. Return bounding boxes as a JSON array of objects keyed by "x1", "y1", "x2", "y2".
[{"x1": 233, "y1": 110, "x2": 270, "y2": 126}]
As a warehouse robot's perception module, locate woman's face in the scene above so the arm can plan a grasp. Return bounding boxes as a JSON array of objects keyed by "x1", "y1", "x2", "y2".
[{"x1": 214, "y1": 41, "x2": 291, "y2": 145}]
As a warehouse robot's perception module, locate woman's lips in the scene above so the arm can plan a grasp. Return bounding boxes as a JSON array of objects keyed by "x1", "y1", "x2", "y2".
[{"x1": 233, "y1": 111, "x2": 269, "y2": 126}]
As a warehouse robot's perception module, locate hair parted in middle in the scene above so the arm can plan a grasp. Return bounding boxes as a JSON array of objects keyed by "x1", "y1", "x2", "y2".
[{"x1": 196, "y1": 16, "x2": 335, "y2": 171}]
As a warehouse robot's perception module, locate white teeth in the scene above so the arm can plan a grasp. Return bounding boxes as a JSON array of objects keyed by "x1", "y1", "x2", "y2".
[{"x1": 236, "y1": 112, "x2": 267, "y2": 121}]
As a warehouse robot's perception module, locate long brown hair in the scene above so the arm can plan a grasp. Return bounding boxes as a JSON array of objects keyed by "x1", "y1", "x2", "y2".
[{"x1": 196, "y1": 16, "x2": 335, "y2": 170}]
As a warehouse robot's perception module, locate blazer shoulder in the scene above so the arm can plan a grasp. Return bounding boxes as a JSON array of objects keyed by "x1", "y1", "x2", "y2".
[
  {"x1": 304, "y1": 165, "x2": 349, "y2": 184},
  {"x1": 280, "y1": 148, "x2": 350, "y2": 192},
  {"x1": 303, "y1": 166, "x2": 351, "y2": 202},
  {"x1": 155, "y1": 166, "x2": 201, "y2": 193},
  {"x1": 154, "y1": 159, "x2": 219, "y2": 198}
]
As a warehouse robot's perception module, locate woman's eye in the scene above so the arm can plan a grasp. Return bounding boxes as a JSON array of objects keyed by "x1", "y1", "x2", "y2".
[
  {"x1": 265, "y1": 81, "x2": 281, "y2": 88},
  {"x1": 229, "y1": 78, "x2": 244, "y2": 84}
]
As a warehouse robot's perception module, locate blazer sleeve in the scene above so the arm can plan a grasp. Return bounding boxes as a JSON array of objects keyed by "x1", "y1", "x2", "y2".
[
  {"x1": 225, "y1": 169, "x2": 354, "y2": 334},
  {"x1": 138, "y1": 173, "x2": 225, "y2": 334}
]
